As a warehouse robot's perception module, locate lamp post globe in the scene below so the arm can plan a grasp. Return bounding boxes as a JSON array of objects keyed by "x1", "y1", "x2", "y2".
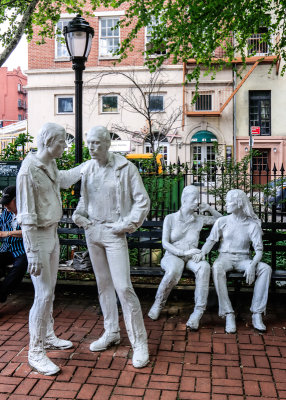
[{"x1": 63, "y1": 15, "x2": 94, "y2": 171}]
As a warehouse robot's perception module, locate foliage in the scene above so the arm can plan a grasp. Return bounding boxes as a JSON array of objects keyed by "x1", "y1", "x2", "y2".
[
  {"x1": 0, "y1": 132, "x2": 33, "y2": 160},
  {"x1": 1, "y1": 0, "x2": 286, "y2": 85},
  {"x1": 0, "y1": 0, "x2": 90, "y2": 66}
]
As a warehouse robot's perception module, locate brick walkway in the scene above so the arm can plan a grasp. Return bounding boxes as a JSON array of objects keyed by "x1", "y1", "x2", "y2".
[{"x1": 0, "y1": 283, "x2": 286, "y2": 400}]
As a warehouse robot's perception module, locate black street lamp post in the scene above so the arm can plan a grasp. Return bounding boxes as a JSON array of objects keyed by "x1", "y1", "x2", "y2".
[{"x1": 63, "y1": 15, "x2": 94, "y2": 166}]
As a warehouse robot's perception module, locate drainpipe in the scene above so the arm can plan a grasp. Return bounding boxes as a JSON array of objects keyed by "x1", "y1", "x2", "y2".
[{"x1": 233, "y1": 65, "x2": 237, "y2": 163}]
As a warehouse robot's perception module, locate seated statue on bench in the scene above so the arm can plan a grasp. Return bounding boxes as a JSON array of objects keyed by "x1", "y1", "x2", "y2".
[
  {"x1": 193, "y1": 189, "x2": 272, "y2": 333},
  {"x1": 148, "y1": 185, "x2": 222, "y2": 330}
]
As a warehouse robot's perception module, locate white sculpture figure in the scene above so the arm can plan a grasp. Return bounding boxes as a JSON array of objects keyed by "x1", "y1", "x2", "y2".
[
  {"x1": 148, "y1": 185, "x2": 222, "y2": 329},
  {"x1": 194, "y1": 189, "x2": 272, "y2": 333},
  {"x1": 72, "y1": 126, "x2": 150, "y2": 369},
  {"x1": 16, "y1": 123, "x2": 84, "y2": 375}
]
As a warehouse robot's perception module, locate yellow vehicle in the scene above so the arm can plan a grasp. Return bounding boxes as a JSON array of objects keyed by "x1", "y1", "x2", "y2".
[{"x1": 126, "y1": 153, "x2": 164, "y2": 174}]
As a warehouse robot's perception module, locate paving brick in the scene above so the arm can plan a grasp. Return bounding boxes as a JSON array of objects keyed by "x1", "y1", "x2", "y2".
[
  {"x1": 153, "y1": 361, "x2": 168, "y2": 375},
  {"x1": 29, "y1": 380, "x2": 53, "y2": 397},
  {"x1": 260, "y1": 381, "x2": 277, "y2": 397},
  {"x1": 113, "y1": 387, "x2": 145, "y2": 396},
  {"x1": 132, "y1": 373, "x2": 149, "y2": 388},
  {"x1": 244, "y1": 380, "x2": 260, "y2": 396},
  {"x1": 117, "y1": 371, "x2": 135, "y2": 386},
  {"x1": 180, "y1": 376, "x2": 195, "y2": 391},
  {"x1": 160, "y1": 390, "x2": 178, "y2": 400},
  {"x1": 195, "y1": 378, "x2": 211, "y2": 393},
  {"x1": 179, "y1": 392, "x2": 210, "y2": 400},
  {"x1": 143, "y1": 389, "x2": 160, "y2": 400},
  {"x1": 13, "y1": 378, "x2": 37, "y2": 395},
  {"x1": 71, "y1": 367, "x2": 91, "y2": 383}
]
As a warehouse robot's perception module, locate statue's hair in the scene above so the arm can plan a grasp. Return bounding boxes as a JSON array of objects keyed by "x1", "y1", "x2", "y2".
[
  {"x1": 37, "y1": 123, "x2": 66, "y2": 151},
  {"x1": 227, "y1": 189, "x2": 261, "y2": 226},
  {"x1": 181, "y1": 185, "x2": 199, "y2": 203},
  {"x1": 87, "y1": 126, "x2": 111, "y2": 145}
]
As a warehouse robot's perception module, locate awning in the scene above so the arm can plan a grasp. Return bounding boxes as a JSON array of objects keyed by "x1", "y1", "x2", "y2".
[{"x1": 191, "y1": 130, "x2": 217, "y2": 143}]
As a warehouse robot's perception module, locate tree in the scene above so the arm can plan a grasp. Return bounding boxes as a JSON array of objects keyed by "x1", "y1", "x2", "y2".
[
  {"x1": 1, "y1": 0, "x2": 285, "y2": 83},
  {"x1": 0, "y1": 132, "x2": 33, "y2": 160},
  {"x1": 104, "y1": 0, "x2": 285, "y2": 82},
  {"x1": 89, "y1": 68, "x2": 182, "y2": 153},
  {"x1": 0, "y1": 0, "x2": 88, "y2": 67}
]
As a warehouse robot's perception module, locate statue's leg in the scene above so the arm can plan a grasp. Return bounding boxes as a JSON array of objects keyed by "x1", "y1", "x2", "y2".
[
  {"x1": 105, "y1": 235, "x2": 149, "y2": 368},
  {"x1": 212, "y1": 255, "x2": 234, "y2": 317},
  {"x1": 28, "y1": 226, "x2": 60, "y2": 375},
  {"x1": 185, "y1": 260, "x2": 210, "y2": 329},
  {"x1": 148, "y1": 254, "x2": 185, "y2": 320},
  {"x1": 45, "y1": 234, "x2": 73, "y2": 350},
  {"x1": 251, "y1": 261, "x2": 271, "y2": 332}
]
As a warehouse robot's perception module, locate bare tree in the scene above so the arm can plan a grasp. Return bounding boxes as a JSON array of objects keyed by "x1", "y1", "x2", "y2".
[{"x1": 88, "y1": 68, "x2": 182, "y2": 154}]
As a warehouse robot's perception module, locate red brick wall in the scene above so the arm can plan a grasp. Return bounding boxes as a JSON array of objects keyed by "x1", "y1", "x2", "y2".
[{"x1": 28, "y1": 3, "x2": 173, "y2": 70}]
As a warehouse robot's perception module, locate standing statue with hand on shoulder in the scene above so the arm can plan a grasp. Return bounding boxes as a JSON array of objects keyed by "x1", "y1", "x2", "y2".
[
  {"x1": 16, "y1": 122, "x2": 84, "y2": 376},
  {"x1": 72, "y1": 126, "x2": 150, "y2": 369},
  {"x1": 193, "y1": 189, "x2": 272, "y2": 333},
  {"x1": 148, "y1": 185, "x2": 222, "y2": 330}
]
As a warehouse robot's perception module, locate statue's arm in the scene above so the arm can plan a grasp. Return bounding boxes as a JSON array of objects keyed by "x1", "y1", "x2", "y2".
[
  {"x1": 72, "y1": 173, "x2": 92, "y2": 230},
  {"x1": 244, "y1": 224, "x2": 264, "y2": 285},
  {"x1": 162, "y1": 216, "x2": 185, "y2": 257},
  {"x1": 59, "y1": 163, "x2": 87, "y2": 189},
  {"x1": 112, "y1": 165, "x2": 150, "y2": 234},
  {"x1": 200, "y1": 203, "x2": 222, "y2": 225},
  {"x1": 16, "y1": 172, "x2": 42, "y2": 276}
]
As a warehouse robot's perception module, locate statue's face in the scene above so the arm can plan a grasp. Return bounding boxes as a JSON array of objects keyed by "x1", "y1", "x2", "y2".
[
  {"x1": 182, "y1": 191, "x2": 199, "y2": 212},
  {"x1": 226, "y1": 192, "x2": 239, "y2": 214},
  {"x1": 47, "y1": 132, "x2": 66, "y2": 159},
  {"x1": 87, "y1": 131, "x2": 109, "y2": 159}
]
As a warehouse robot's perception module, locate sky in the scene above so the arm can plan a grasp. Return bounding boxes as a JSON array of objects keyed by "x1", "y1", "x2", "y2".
[{"x1": 2, "y1": 35, "x2": 28, "y2": 72}]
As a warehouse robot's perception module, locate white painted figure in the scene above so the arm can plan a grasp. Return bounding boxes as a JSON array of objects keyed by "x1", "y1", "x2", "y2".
[
  {"x1": 194, "y1": 189, "x2": 272, "y2": 333},
  {"x1": 16, "y1": 123, "x2": 83, "y2": 375},
  {"x1": 148, "y1": 185, "x2": 222, "y2": 330},
  {"x1": 72, "y1": 126, "x2": 150, "y2": 368}
]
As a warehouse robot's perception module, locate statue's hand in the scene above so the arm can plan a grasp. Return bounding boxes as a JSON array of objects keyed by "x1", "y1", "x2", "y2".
[
  {"x1": 244, "y1": 262, "x2": 256, "y2": 285},
  {"x1": 199, "y1": 203, "x2": 210, "y2": 213},
  {"x1": 184, "y1": 248, "x2": 201, "y2": 257},
  {"x1": 27, "y1": 253, "x2": 42, "y2": 277},
  {"x1": 192, "y1": 252, "x2": 204, "y2": 263},
  {"x1": 73, "y1": 215, "x2": 92, "y2": 230}
]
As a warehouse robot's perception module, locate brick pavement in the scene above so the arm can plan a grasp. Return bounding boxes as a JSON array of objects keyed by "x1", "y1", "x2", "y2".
[{"x1": 0, "y1": 284, "x2": 286, "y2": 399}]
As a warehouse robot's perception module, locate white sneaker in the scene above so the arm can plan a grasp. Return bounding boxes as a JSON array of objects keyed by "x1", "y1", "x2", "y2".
[
  {"x1": 132, "y1": 342, "x2": 149, "y2": 368},
  {"x1": 90, "y1": 331, "x2": 120, "y2": 352},
  {"x1": 186, "y1": 309, "x2": 203, "y2": 330},
  {"x1": 45, "y1": 335, "x2": 73, "y2": 350},
  {"x1": 252, "y1": 313, "x2": 266, "y2": 332},
  {"x1": 148, "y1": 302, "x2": 162, "y2": 320},
  {"x1": 29, "y1": 352, "x2": 60, "y2": 375},
  {"x1": 225, "y1": 313, "x2": 236, "y2": 334}
]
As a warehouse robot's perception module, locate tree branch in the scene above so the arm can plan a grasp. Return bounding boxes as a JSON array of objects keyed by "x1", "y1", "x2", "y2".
[{"x1": 0, "y1": 0, "x2": 39, "y2": 67}]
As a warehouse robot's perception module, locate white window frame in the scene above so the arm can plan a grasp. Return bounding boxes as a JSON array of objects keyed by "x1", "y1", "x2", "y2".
[
  {"x1": 148, "y1": 94, "x2": 164, "y2": 112},
  {"x1": 144, "y1": 140, "x2": 169, "y2": 164},
  {"x1": 100, "y1": 94, "x2": 119, "y2": 114},
  {"x1": 55, "y1": 18, "x2": 73, "y2": 60},
  {"x1": 99, "y1": 17, "x2": 120, "y2": 59},
  {"x1": 56, "y1": 95, "x2": 74, "y2": 115},
  {"x1": 145, "y1": 16, "x2": 166, "y2": 57}
]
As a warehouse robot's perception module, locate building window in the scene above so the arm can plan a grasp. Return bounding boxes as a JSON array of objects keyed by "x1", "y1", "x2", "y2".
[
  {"x1": 55, "y1": 19, "x2": 71, "y2": 59},
  {"x1": 195, "y1": 94, "x2": 212, "y2": 111},
  {"x1": 248, "y1": 28, "x2": 269, "y2": 56},
  {"x1": 18, "y1": 83, "x2": 22, "y2": 92},
  {"x1": 101, "y1": 95, "x2": 118, "y2": 113},
  {"x1": 149, "y1": 95, "x2": 164, "y2": 112},
  {"x1": 56, "y1": 96, "x2": 74, "y2": 114},
  {"x1": 18, "y1": 114, "x2": 22, "y2": 121},
  {"x1": 249, "y1": 90, "x2": 271, "y2": 136},
  {"x1": 99, "y1": 18, "x2": 120, "y2": 57},
  {"x1": 144, "y1": 133, "x2": 169, "y2": 163},
  {"x1": 145, "y1": 16, "x2": 166, "y2": 55}
]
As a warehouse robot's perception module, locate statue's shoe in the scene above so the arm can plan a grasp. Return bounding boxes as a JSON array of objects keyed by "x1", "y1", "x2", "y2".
[
  {"x1": 90, "y1": 331, "x2": 120, "y2": 352},
  {"x1": 186, "y1": 309, "x2": 203, "y2": 330},
  {"x1": 148, "y1": 302, "x2": 162, "y2": 320},
  {"x1": 45, "y1": 335, "x2": 73, "y2": 350},
  {"x1": 29, "y1": 352, "x2": 60, "y2": 375},
  {"x1": 132, "y1": 342, "x2": 149, "y2": 368},
  {"x1": 252, "y1": 313, "x2": 266, "y2": 332},
  {"x1": 225, "y1": 313, "x2": 236, "y2": 334}
]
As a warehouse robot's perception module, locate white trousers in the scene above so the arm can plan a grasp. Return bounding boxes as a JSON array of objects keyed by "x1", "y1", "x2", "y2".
[
  {"x1": 155, "y1": 252, "x2": 210, "y2": 311},
  {"x1": 85, "y1": 224, "x2": 147, "y2": 348},
  {"x1": 212, "y1": 253, "x2": 272, "y2": 317},
  {"x1": 29, "y1": 224, "x2": 59, "y2": 352}
]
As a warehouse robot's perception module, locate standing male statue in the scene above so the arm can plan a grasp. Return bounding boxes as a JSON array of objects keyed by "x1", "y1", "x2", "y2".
[
  {"x1": 148, "y1": 185, "x2": 222, "y2": 329},
  {"x1": 16, "y1": 123, "x2": 83, "y2": 375},
  {"x1": 194, "y1": 189, "x2": 272, "y2": 333},
  {"x1": 72, "y1": 126, "x2": 150, "y2": 368}
]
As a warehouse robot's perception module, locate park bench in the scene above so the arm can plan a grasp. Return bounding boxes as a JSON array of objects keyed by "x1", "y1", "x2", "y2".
[{"x1": 58, "y1": 216, "x2": 286, "y2": 288}]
